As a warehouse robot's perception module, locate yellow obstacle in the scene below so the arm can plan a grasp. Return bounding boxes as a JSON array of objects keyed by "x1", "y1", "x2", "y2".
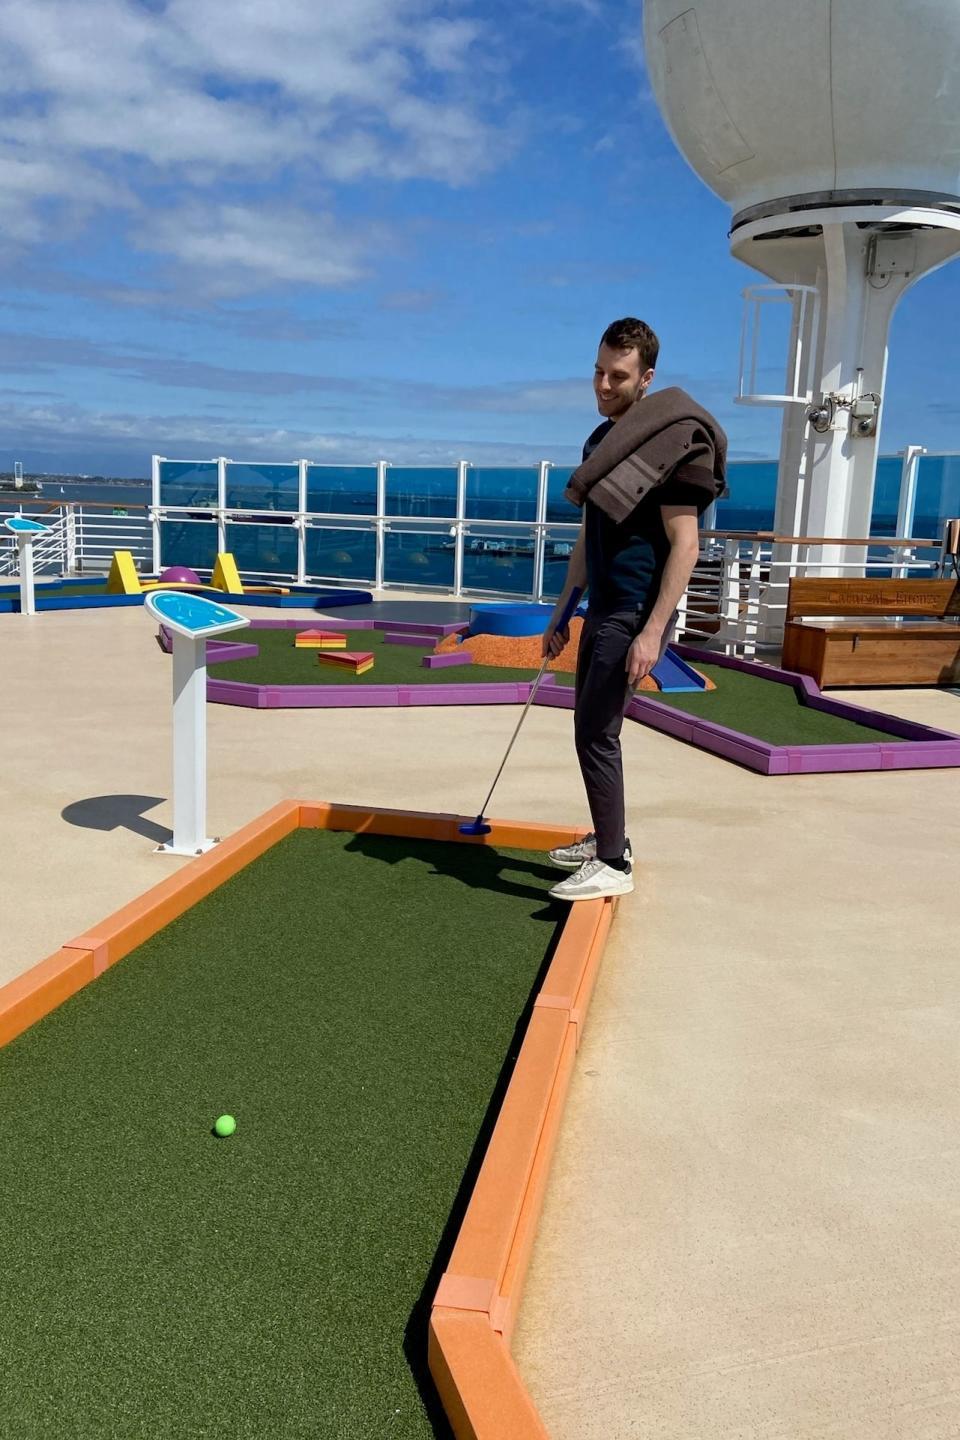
[
  {"x1": 210, "y1": 552, "x2": 289, "y2": 595},
  {"x1": 212, "y1": 552, "x2": 244, "y2": 594},
  {"x1": 106, "y1": 550, "x2": 143, "y2": 595}
]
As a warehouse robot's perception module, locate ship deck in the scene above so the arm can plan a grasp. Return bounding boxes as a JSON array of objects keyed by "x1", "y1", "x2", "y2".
[{"x1": 4, "y1": 593, "x2": 960, "y2": 1438}]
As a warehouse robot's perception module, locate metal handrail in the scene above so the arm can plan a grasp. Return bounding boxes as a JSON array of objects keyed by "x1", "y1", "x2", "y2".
[{"x1": 3, "y1": 499, "x2": 950, "y2": 656}]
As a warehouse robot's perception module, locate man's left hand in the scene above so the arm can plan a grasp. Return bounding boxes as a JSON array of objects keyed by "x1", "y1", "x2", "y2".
[{"x1": 626, "y1": 627, "x2": 662, "y2": 688}]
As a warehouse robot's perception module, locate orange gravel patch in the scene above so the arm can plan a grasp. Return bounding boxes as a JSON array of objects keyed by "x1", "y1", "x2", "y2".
[
  {"x1": 435, "y1": 619, "x2": 584, "y2": 673},
  {"x1": 435, "y1": 622, "x2": 715, "y2": 691}
]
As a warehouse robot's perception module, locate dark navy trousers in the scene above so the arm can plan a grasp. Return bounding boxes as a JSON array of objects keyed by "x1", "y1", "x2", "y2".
[{"x1": 573, "y1": 608, "x2": 672, "y2": 859}]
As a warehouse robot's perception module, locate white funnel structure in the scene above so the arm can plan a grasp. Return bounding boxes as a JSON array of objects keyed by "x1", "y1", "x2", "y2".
[{"x1": 643, "y1": 1, "x2": 960, "y2": 576}]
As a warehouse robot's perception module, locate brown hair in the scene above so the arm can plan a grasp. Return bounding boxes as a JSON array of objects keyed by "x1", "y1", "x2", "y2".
[{"x1": 600, "y1": 317, "x2": 659, "y2": 370}]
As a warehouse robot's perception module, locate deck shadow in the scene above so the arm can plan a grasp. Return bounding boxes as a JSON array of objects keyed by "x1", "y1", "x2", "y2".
[
  {"x1": 342, "y1": 830, "x2": 562, "y2": 913},
  {"x1": 61, "y1": 793, "x2": 173, "y2": 845}
]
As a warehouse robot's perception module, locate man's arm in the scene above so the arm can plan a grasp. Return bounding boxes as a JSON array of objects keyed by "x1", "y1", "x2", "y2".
[
  {"x1": 542, "y1": 524, "x2": 587, "y2": 659},
  {"x1": 625, "y1": 505, "x2": 700, "y2": 686}
]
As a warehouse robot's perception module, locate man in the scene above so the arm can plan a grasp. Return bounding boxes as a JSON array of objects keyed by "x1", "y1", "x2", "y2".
[{"x1": 542, "y1": 317, "x2": 727, "y2": 901}]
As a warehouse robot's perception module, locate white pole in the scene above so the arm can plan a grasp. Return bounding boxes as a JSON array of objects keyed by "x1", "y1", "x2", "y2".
[
  {"x1": 297, "y1": 459, "x2": 308, "y2": 584},
  {"x1": 217, "y1": 457, "x2": 228, "y2": 557},
  {"x1": 18, "y1": 535, "x2": 36, "y2": 615},
  {"x1": 167, "y1": 632, "x2": 212, "y2": 855},
  {"x1": 151, "y1": 455, "x2": 162, "y2": 573},
  {"x1": 895, "y1": 445, "x2": 926, "y2": 540},
  {"x1": 375, "y1": 461, "x2": 387, "y2": 590},
  {"x1": 454, "y1": 460, "x2": 467, "y2": 597},
  {"x1": 894, "y1": 445, "x2": 926, "y2": 578},
  {"x1": 533, "y1": 461, "x2": 549, "y2": 601}
]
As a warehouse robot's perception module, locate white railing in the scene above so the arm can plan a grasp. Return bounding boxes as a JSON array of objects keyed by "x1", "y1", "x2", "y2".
[
  {"x1": 676, "y1": 532, "x2": 947, "y2": 656},
  {"x1": 0, "y1": 502, "x2": 153, "y2": 576},
  {"x1": 74, "y1": 506, "x2": 152, "y2": 571},
  {"x1": 151, "y1": 504, "x2": 579, "y2": 601},
  {"x1": 4, "y1": 499, "x2": 955, "y2": 661},
  {"x1": 0, "y1": 506, "x2": 72, "y2": 576}
]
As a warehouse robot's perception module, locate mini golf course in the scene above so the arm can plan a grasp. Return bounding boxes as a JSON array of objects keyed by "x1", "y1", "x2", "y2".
[
  {"x1": 207, "y1": 624, "x2": 556, "y2": 690},
  {"x1": 0, "y1": 821, "x2": 578, "y2": 1439},
  {"x1": 185, "y1": 618, "x2": 960, "y2": 772},
  {"x1": 204, "y1": 625, "x2": 901, "y2": 742},
  {"x1": 649, "y1": 660, "x2": 901, "y2": 746},
  {"x1": 0, "y1": 574, "x2": 373, "y2": 614}
]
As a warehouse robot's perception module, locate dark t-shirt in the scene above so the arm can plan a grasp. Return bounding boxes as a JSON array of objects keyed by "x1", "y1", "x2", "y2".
[{"x1": 581, "y1": 419, "x2": 708, "y2": 618}]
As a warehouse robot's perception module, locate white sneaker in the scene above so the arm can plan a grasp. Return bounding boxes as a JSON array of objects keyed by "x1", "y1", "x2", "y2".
[
  {"x1": 548, "y1": 857, "x2": 635, "y2": 902},
  {"x1": 548, "y1": 833, "x2": 633, "y2": 870}
]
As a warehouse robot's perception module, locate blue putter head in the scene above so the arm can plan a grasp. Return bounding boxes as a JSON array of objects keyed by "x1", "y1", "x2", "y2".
[{"x1": 459, "y1": 816, "x2": 492, "y2": 836}]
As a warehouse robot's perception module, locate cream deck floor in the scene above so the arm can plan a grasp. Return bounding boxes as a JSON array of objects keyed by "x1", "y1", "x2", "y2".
[{"x1": 3, "y1": 597, "x2": 960, "y2": 1438}]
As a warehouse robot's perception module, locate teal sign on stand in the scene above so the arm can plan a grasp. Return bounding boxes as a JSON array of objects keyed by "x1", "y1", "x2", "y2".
[
  {"x1": 146, "y1": 590, "x2": 249, "y2": 640},
  {"x1": 4, "y1": 517, "x2": 48, "y2": 535},
  {"x1": 144, "y1": 590, "x2": 249, "y2": 855}
]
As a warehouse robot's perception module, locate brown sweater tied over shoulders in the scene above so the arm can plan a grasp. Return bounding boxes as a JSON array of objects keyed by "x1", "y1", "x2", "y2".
[{"x1": 564, "y1": 386, "x2": 728, "y2": 521}]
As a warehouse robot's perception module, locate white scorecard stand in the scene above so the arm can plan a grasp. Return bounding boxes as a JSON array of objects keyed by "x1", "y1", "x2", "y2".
[
  {"x1": 145, "y1": 590, "x2": 249, "y2": 856},
  {"x1": 4, "y1": 516, "x2": 48, "y2": 616}
]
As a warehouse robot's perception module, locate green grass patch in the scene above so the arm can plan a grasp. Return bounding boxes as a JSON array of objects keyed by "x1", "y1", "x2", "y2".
[
  {"x1": 45, "y1": 582, "x2": 111, "y2": 597},
  {"x1": 209, "y1": 625, "x2": 544, "y2": 687},
  {"x1": 650, "y1": 661, "x2": 903, "y2": 746},
  {"x1": 0, "y1": 831, "x2": 565, "y2": 1439},
  {"x1": 206, "y1": 632, "x2": 900, "y2": 745}
]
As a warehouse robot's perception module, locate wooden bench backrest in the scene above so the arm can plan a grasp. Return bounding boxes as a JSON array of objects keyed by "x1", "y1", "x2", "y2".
[{"x1": 785, "y1": 577, "x2": 958, "y2": 620}]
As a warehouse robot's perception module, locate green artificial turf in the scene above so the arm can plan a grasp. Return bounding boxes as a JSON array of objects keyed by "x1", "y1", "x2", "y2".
[
  {"x1": 16, "y1": 582, "x2": 109, "y2": 598},
  {"x1": 208, "y1": 625, "x2": 545, "y2": 688},
  {"x1": 0, "y1": 830, "x2": 565, "y2": 1439},
  {"x1": 649, "y1": 661, "x2": 904, "y2": 746},
  {"x1": 207, "y1": 631, "x2": 903, "y2": 747}
]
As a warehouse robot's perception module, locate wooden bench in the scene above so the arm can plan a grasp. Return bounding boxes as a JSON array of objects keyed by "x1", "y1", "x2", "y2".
[{"x1": 780, "y1": 578, "x2": 960, "y2": 687}]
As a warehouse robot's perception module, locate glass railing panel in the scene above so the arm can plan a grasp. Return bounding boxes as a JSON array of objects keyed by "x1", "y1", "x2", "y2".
[
  {"x1": 385, "y1": 467, "x2": 457, "y2": 518},
  {"x1": 541, "y1": 524, "x2": 580, "y2": 601},
  {"x1": 224, "y1": 463, "x2": 298, "y2": 512},
  {"x1": 464, "y1": 468, "x2": 538, "y2": 522},
  {"x1": 545, "y1": 467, "x2": 576, "y2": 524},
  {"x1": 915, "y1": 454, "x2": 960, "y2": 538},
  {"x1": 157, "y1": 519, "x2": 219, "y2": 573},
  {"x1": 461, "y1": 525, "x2": 535, "y2": 595},
  {"x1": 224, "y1": 520, "x2": 298, "y2": 577},
  {"x1": 305, "y1": 465, "x2": 378, "y2": 517},
  {"x1": 717, "y1": 459, "x2": 776, "y2": 532},
  {"x1": 157, "y1": 461, "x2": 219, "y2": 509},
  {"x1": 383, "y1": 527, "x2": 455, "y2": 587},
  {"x1": 304, "y1": 526, "x2": 376, "y2": 583}
]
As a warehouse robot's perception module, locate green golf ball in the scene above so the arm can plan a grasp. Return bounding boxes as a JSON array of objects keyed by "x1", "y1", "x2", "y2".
[{"x1": 214, "y1": 1114, "x2": 236, "y2": 1138}]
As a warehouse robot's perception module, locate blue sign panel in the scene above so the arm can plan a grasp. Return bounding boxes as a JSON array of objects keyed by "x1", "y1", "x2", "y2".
[
  {"x1": 4, "y1": 517, "x2": 48, "y2": 534},
  {"x1": 145, "y1": 589, "x2": 249, "y2": 639}
]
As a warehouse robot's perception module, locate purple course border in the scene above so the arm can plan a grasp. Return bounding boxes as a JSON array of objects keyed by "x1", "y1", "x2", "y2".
[
  {"x1": 642, "y1": 644, "x2": 960, "y2": 773},
  {"x1": 157, "y1": 623, "x2": 960, "y2": 774},
  {"x1": 158, "y1": 620, "x2": 557, "y2": 711}
]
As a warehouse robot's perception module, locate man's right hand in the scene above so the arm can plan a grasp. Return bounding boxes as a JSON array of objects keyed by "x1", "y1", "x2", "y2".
[{"x1": 542, "y1": 621, "x2": 570, "y2": 660}]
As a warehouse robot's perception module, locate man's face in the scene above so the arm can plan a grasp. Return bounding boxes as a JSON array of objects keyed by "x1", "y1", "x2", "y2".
[{"x1": 593, "y1": 342, "x2": 654, "y2": 421}]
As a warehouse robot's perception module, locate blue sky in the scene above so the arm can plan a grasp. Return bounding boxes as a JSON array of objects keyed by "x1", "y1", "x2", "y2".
[{"x1": 0, "y1": 0, "x2": 957, "y2": 478}]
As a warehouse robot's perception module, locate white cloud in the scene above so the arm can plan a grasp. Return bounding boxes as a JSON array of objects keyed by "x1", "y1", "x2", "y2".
[
  {"x1": 0, "y1": 398, "x2": 585, "y2": 470},
  {"x1": 143, "y1": 205, "x2": 375, "y2": 294},
  {"x1": 0, "y1": 0, "x2": 508, "y2": 290}
]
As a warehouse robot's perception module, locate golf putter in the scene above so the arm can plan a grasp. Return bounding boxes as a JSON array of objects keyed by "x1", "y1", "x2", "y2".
[{"x1": 460, "y1": 587, "x2": 583, "y2": 836}]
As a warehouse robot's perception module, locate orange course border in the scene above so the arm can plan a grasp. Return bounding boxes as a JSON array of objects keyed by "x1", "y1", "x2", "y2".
[{"x1": 0, "y1": 801, "x2": 618, "y2": 1439}]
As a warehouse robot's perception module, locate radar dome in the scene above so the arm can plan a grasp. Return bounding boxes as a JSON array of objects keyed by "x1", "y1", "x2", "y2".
[{"x1": 642, "y1": 1, "x2": 960, "y2": 220}]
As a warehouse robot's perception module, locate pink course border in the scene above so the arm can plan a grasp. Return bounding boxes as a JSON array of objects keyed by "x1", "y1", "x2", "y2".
[{"x1": 157, "y1": 621, "x2": 960, "y2": 774}]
